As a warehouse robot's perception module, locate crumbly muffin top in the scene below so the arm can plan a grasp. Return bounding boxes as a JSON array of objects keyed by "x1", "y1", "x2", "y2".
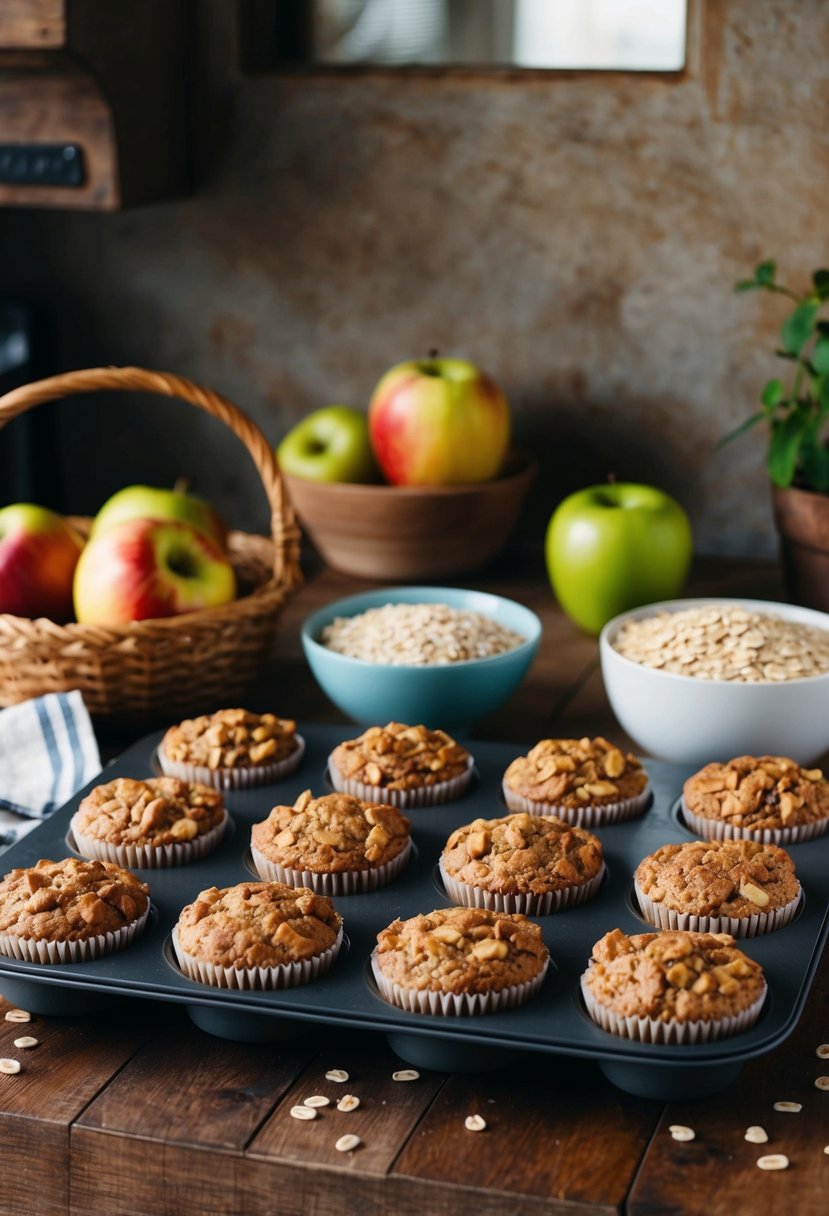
[
  {"x1": 251, "y1": 790, "x2": 410, "y2": 874},
  {"x1": 0, "y1": 857, "x2": 149, "y2": 943},
  {"x1": 161, "y1": 708, "x2": 299, "y2": 770},
  {"x1": 73, "y1": 777, "x2": 225, "y2": 847},
  {"x1": 374, "y1": 906, "x2": 548, "y2": 995},
  {"x1": 503, "y1": 737, "x2": 648, "y2": 807},
  {"x1": 635, "y1": 840, "x2": 800, "y2": 918},
  {"x1": 175, "y1": 881, "x2": 341, "y2": 970},
  {"x1": 583, "y1": 928, "x2": 765, "y2": 1023},
  {"x1": 441, "y1": 813, "x2": 603, "y2": 895},
  {"x1": 683, "y1": 755, "x2": 829, "y2": 831},
  {"x1": 330, "y1": 722, "x2": 470, "y2": 790}
]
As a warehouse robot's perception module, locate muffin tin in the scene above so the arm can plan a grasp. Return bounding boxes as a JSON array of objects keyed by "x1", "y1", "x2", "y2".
[{"x1": 0, "y1": 724, "x2": 827, "y2": 1101}]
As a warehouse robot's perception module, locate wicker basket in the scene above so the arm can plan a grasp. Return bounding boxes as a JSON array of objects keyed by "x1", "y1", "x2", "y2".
[{"x1": 0, "y1": 366, "x2": 302, "y2": 721}]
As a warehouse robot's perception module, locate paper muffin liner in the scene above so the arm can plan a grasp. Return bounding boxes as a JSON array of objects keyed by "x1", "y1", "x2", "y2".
[
  {"x1": 439, "y1": 859, "x2": 605, "y2": 916},
  {"x1": 70, "y1": 809, "x2": 230, "y2": 869},
  {"x1": 157, "y1": 735, "x2": 305, "y2": 791},
  {"x1": 0, "y1": 901, "x2": 151, "y2": 965},
  {"x1": 680, "y1": 798, "x2": 828, "y2": 846},
  {"x1": 633, "y1": 878, "x2": 802, "y2": 939},
  {"x1": 328, "y1": 754, "x2": 474, "y2": 808},
  {"x1": 502, "y1": 781, "x2": 651, "y2": 828},
  {"x1": 249, "y1": 837, "x2": 413, "y2": 895},
  {"x1": 370, "y1": 951, "x2": 549, "y2": 1016},
  {"x1": 172, "y1": 924, "x2": 343, "y2": 990},
  {"x1": 580, "y1": 971, "x2": 767, "y2": 1044}
]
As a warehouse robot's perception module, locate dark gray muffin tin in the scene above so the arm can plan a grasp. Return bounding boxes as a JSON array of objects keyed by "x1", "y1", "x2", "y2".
[{"x1": 0, "y1": 724, "x2": 827, "y2": 1101}]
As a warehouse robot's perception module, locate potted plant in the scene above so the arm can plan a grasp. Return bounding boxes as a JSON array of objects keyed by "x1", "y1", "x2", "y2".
[{"x1": 727, "y1": 260, "x2": 829, "y2": 610}]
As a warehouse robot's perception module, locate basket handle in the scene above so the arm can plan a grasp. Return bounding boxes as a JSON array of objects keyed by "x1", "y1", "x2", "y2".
[{"x1": 0, "y1": 366, "x2": 302, "y2": 587}]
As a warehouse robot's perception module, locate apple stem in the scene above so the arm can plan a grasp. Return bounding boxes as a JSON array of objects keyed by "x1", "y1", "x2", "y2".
[
  {"x1": 607, "y1": 472, "x2": 617, "y2": 484},
  {"x1": 428, "y1": 348, "x2": 439, "y2": 359},
  {"x1": 173, "y1": 476, "x2": 191, "y2": 495}
]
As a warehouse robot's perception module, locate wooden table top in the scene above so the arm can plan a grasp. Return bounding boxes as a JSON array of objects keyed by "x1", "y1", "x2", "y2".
[{"x1": 2, "y1": 552, "x2": 827, "y2": 1216}]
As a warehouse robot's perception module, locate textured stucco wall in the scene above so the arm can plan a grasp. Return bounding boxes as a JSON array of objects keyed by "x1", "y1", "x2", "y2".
[{"x1": 1, "y1": 0, "x2": 828, "y2": 555}]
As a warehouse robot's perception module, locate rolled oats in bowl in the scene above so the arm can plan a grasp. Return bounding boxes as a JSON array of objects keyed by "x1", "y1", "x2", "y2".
[
  {"x1": 320, "y1": 602, "x2": 525, "y2": 666},
  {"x1": 612, "y1": 603, "x2": 829, "y2": 683}
]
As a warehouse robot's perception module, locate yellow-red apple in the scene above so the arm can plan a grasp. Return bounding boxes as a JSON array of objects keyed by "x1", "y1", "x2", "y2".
[
  {"x1": 73, "y1": 517, "x2": 236, "y2": 626},
  {"x1": 0, "y1": 503, "x2": 84, "y2": 621},
  {"x1": 367, "y1": 357, "x2": 510, "y2": 485}
]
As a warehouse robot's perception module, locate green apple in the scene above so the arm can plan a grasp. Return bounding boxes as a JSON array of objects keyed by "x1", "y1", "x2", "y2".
[
  {"x1": 277, "y1": 406, "x2": 377, "y2": 483},
  {"x1": 91, "y1": 485, "x2": 227, "y2": 549},
  {"x1": 546, "y1": 483, "x2": 693, "y2": 634}
]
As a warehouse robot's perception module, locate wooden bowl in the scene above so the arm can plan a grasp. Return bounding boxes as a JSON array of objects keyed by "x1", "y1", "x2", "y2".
[{"x1": 283, "y1": 453, "x2": 536, "y2": 581}]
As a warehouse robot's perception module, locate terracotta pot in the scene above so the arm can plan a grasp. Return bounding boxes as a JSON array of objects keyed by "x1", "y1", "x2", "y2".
[
  {"x1": 771, "y1": 484, "x2": 829, "y2": 611},
  {"x1": 283, "y1": 453, "x2": 536, "y2": 581}
]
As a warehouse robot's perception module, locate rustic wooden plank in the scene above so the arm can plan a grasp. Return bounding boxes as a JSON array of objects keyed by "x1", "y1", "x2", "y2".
[
  {"x1": 630, "y1": 944, "x2": 829, "y2": 1216},
  {"x1": 75, "y1": 1017, "x2": 314, "y2": 1150},
  {"x1": 393, "y1": 1053, "x2": 662, "y2": 1214},
  {"x1": 247, "y1": 1032, "x2": 445, "y2": 1172},
  {"x1": 0, "y1": 996, "x2": 144, "y2": 1216}
]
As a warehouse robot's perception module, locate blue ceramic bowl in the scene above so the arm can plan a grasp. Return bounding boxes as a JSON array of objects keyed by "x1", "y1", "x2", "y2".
[{"x1": 301, "y1": 587, "x2": 542, "y2": 732}]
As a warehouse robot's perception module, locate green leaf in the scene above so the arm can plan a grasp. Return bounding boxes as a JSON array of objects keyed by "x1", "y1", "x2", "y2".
[
  {"x1": 716, "y1": 412, "x2": 765, "y2": 449},
  {"x1": 799, "y1": 434, "x2": 829, "y2": 493},
  {"x1": 780, "y1": 301, "x2": 819, "y2": 355},
  {"x1": 768, "y1": 410, "x2": 808, "y2": 487},
  {"x1": 813, "y1": 269, "x2": 829, "y2": 300},
  {"x1": 813, "y1": 337, "x2": 829, "y2": 375},
  {"x1": 761, "y1": 378, "x2": 785, "y2": 409},
  {"x1": 755, "y1": 260, "x2": 776, "y2": 285},
  {"x1": 821, "y1": 376, "x2": 829, "y2": 413}
]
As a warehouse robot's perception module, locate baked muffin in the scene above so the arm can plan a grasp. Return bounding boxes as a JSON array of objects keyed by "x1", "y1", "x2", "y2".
[
  {"x1": 502, "y1": 737, "x2": 650, "y2": 826},
  {"x1": 173, "y1": 880, "x2": 342, "y2": 990},
  {"x1": 439, "y1": 812, "x2": 605, "y2": 915},
  {"x1": 250, "y1": 790, "x2": 411, "y2": 895},
  {"x1": 371, "y1": 905, "x2": 549, "y2": 1015},
  {"x1": 580, "y1": 928, "x2": 767, "y2": 1044},
  {"x1": 71, "y1": 776, "x2": 228, "y2": 868},
  {"x1": 328, "y1": 722, "x2": 473, "y2": 807},
  {"x1": 634, "y1": 839, "x2": 801, "y2": 937},
  {"x1": 0, "y1": 857, "x2": 150, "y2": 964},
  {"x1": 682, "y1": 755, "x2": 829, "y2": 844},
  {"x1": 158, "y1": 708, "x2": 304, "y2": 790}
]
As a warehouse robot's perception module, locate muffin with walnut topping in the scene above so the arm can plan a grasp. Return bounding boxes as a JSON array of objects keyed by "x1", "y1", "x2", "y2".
[
  {"x1": 502, "y1": 736, "x2": 650, "y2": 826},
  {"x1": 158, "y1": 708, "x2": 304, "y2": 791},
  {"x1": 634, "y1": 839, "x2": 801, "y2": 937},
  {"x1": 328, "y1": 722, "x2": 473, "y2": 807},
  {"x1": 0, "y1": 857, "x2": 150, "y2": 964},
  {"x1": 250, "y1": 790, "x2": 411, "y2": 895},
  {"x1": 371, "y1": 905, "x2": 549, "y2": 1015},
  {"x1": 580, "y1": 928, "x2": 767, "y2": 1044},
  {"x1": 682, "y1": 755, "x2": 829, "y2": 844},
  {"x1": 439, "y1": 812, "x2": 604, "y2": 915},
  {"x1": 172, "y1": 880, "x2": 342, "y2": 990},
  {"x1": 71, "y1": 776, "x2": 228, "y2": 868}
]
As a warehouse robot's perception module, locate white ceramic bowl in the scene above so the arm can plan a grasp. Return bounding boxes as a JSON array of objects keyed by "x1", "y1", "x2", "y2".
[{"x1": 599, "y1": 597, "x2": 829, "y2": 765}]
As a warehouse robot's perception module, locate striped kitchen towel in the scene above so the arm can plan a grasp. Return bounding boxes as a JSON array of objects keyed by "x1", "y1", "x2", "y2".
[{"x1": 0, "y1": 691, "x2": 101, "y2": 856}]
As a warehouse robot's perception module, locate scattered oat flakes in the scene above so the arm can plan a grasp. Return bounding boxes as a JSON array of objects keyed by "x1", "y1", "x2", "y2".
[
  {"x1": 12, "y1": 1037, "x2": 37, "y2": 1050},
  {"x1": 392, "y1": 1069, "x2": 420, "y2": 1082},
  {"x1": 465, "y1": 1115, "x2": 487, "y2": 1132},
  {"x1": 817, "y1": 1044, "x2": 829, "y2": 1059},
  {"x1": 815, "y1": 1076, "x2": 829, "y2": 1091},
  {"x1": 669, "y1": 1125, "x2": 695, "y2": 1142},
  {"x1": 757, "y1": 1154, "x2": 789, "y2": 1171},
  {"x1": 304, "y1": 1095, "x2": 330, "y2": 1108},
  {"x1": 335, "y1": 1134, "x2": 361, "y2": 1153},
  {"x1": 0, "y1": 1059, "x2": 21, "y2": 1074},
  {"x1": 773, "y1": 1101, "x2": 802, "y2": 1112},
  {"x1": 325, "y1": 1069, "x2": 349, "y2": 1083},
  {"x1": 4, "y1": 1009, "x2": 31, "y2": 1023},
  {"x1": 337, "y1": 1094, "x2": 360, "y2": 1112},
  {"x1": 745, "y1": 1126, "x2": 768, "y2": 1144},
  {"x1": 290, "y1": 1105, "x2": 317, "y2": 1121}
]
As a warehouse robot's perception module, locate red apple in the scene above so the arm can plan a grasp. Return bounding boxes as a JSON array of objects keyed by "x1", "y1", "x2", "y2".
[
  {"x1": 73, "y1": 517, "x2": 236, "y2": 626},
  {"x1": 368, "y1": 357, "x2": 511, "y2": 485},
  {"x1": 0, "y1": 503, "x2": 85, "y2": 621}
]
